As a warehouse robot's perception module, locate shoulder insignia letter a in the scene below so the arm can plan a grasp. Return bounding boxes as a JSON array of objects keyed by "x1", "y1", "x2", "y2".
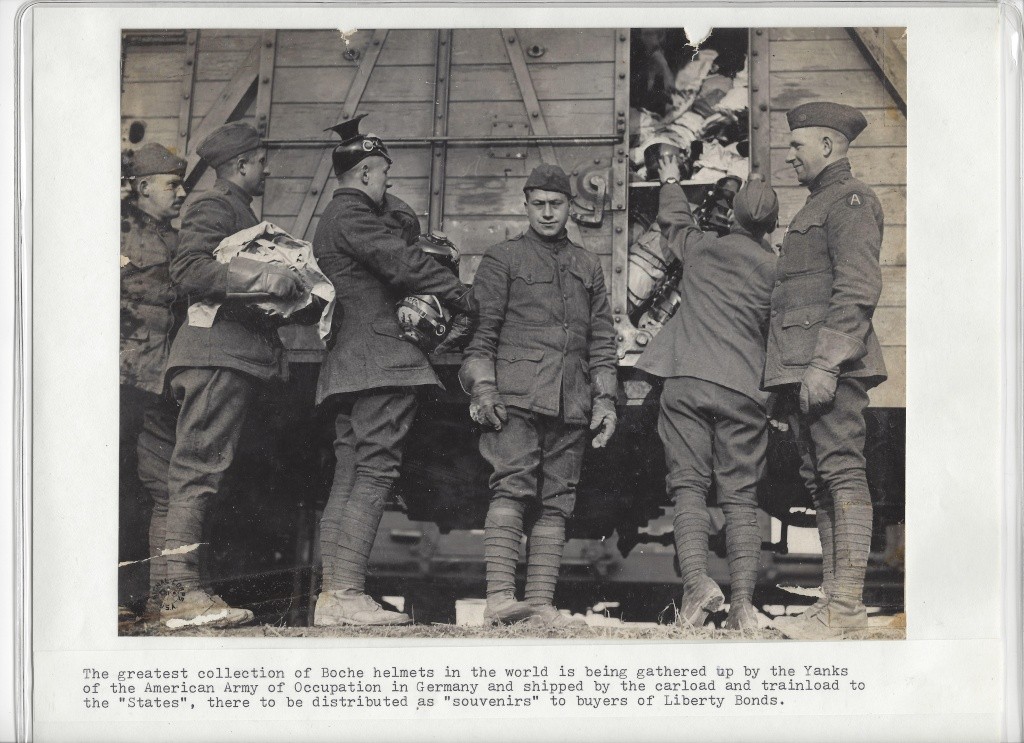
[{"x1": 848, "y1": 193, "x2": 862, "y2": 207}]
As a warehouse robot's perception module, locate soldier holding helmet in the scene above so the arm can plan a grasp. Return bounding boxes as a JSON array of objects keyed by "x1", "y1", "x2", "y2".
[{"x1": 312, "y1": 115, "x2": 476, "y2": 627}]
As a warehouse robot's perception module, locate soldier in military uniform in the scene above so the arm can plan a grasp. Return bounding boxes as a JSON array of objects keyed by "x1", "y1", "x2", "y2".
[
  {"x1": 766, "y1": 102, "x2": 888, "y2": 640},
  {"x1": 637, "y1": 154, "x2": 779, "y2": 632},
  {"x1": 119, "y1": 143, "x2": 187, "y2": 619},
  {"x1": 161, "y1": 122, "x2": 305, "y2": 628},
  {"x1": 312, "y1": 116, "x2": 476, "y2": 626},
  {"x1": 461, "y1": 164, "x2": 618, "y2": 627}
]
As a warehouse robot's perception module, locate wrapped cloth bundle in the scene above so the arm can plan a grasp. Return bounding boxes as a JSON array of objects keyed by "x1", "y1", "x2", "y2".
[{"x1": 187, "y1": 221, "x2": 336, "y2": 340}]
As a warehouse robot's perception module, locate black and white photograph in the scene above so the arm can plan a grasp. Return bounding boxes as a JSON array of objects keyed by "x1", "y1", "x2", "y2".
[
  {"x1": 116, "y1": 25, "x2": 907, "y2": 640},
  {"x1": 12, "y1": 2, "x2": 1021, "y2": 740}
]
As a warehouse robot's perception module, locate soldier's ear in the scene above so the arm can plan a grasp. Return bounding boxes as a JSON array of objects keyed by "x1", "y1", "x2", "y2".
[
  {"x1": 136, "y1": 177, "x2": 150, "y2": 198},
  {"x1": 360, "y1": 163, "x2": 370, "y2": 185},
  {"x1": 821, "y1": 135, "x2": 834, "y2": 158}
]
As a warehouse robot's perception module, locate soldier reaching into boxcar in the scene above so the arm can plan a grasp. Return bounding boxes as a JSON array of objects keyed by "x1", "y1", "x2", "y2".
[
  {"x1": 636, "y1": 153, "x2": 778, "y2": 632},
  {"x1": 460, "y1": 164, "x2": 618, "y2": 627},
  {"x1": 312, "y1": 116, "x2": 476, "y2": 627},
  {"x1": 119, "y1": 143, "x2": 187, "y2": 622},
  {"x1": 767, "y1": 102, "x2": 887, "y2": 640},
  {"x1": 160, "y1": 122, "x2": 306, "y2": 628}
]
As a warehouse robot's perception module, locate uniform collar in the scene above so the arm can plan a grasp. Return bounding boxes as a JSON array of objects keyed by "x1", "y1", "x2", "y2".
[
  {"x1": 526, "y1": 226, "x2": 569, "y2": 250},
  {"x1": 215, "y1": 178, "x2": 254, "y2": 204},
  {"x1": 808, "y1": 158, "x2": 851, "y2": 194},
  {"x1": 125, "y1": 203, "x2": 174, "y2": 232},
  {"x1": 333, "y1": 187, "x2": 384, "y2": 213}
]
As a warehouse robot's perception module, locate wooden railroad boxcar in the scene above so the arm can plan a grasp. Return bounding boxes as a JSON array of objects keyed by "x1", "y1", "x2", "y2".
[{"x1": 120, "y1": 27, "x2": 906, "y2": 619}]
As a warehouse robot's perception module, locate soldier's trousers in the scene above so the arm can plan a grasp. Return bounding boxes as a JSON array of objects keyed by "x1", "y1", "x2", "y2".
[
  {"x1": 479, "y1": 407, "x2": 587, "y2": 602},
  {"x1": 480, "y1": 406, "x2": 587, "y2": 519},
  {"x1": 163, "y1": 367, "x2": 260, "y2": 589},
  {"x1": 119, "y1": 386, "x2": 176, "y2": 608},
  {"x1": 786, "y1": 377, "x2": 873, "y2": 602},
  {"x1": 658, "y1": 377, "x2": 766, "y2": 601},
  {"x1": 318, "y1": 388, "x2": 419, "y2": 593}
]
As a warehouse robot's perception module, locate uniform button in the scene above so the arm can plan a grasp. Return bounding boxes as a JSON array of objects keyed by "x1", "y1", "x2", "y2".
[
  {"x1": 771, "y1": 310, "x2": 778, "y2": 317},
  {"x1": 560, "y1": 265, "x2": 566, "y2": 272},
  {"x1": 774, "y1": 280, "x2": 781, "y2": 287},
  {"x1": 563, "y1": 293, "x2": 569, "y2": 299},
  {"x1": 803, "y1": 320, "x2": 809, "y2": 326},
  {"x1": 563, "y1": 323, "x2": 569, "y2": 329}
]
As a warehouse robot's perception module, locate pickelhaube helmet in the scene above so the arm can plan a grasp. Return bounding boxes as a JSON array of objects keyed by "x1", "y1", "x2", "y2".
[
  {"x1": 396, "y1": 232, "x2": 461, "y2": 353},
  {"x1": 326, "y1": 113, "x2": 392, "y2": 177}
]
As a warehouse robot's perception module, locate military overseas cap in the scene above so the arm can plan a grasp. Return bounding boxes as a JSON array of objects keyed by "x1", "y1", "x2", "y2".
[
  {"x1": 195, "y1": 122, "x2": 262, "y2": 168},
  {"x1": 126, "y1": 142, "x2": 187, "y2": 177},
  {"x1": 786, "y1": 101, "x2": 868, "y2": 141},
  {"x1": 523, "y1": 163, "x2": 573, "y2": 198},
  {"x1": 732, "y1": 177, "x2": 779, "y2": 232},
  {"x1": 326, "y1": 114, "x2": 392, "y2": 176}
]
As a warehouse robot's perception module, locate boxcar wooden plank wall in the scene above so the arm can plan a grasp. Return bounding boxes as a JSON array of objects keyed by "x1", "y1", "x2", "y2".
[
  {"x1": 768, "y1": 27, "x2": 906, "y2": 408},
  {"x1": 442, "y1": 28, "x2": 619, "y2": 284},
  {"x1": 121, "y1": 37, "x2": 187, "y2": 150},
  {"x1": 262, "y1": 29, "x2": 439, "y2": 239}
]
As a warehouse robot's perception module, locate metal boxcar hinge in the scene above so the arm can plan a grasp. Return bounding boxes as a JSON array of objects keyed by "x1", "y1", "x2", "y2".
[
  {"x1": 569, "y1": 161, "x2": 609, "y2": 227},
  {"x1": 175, "y1": 30, "x2": 199, "y2": 157},
  {"x1": 428, "y1": 30, "x2": 454, "y2": 234}
]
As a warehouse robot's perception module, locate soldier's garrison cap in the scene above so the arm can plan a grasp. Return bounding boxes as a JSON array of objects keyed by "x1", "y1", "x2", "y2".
[
  {"x1": 732, "y1": 177, "x2": 779, "y2": 232},
  {"x1": 326, "y1": 113, "x2": 392, "y2": 176},
  {"x1": 126, "y1": 143, "x2": 187, "y2": 177},
  {"x1": 523, "y1": 163, "x2": 573, "y2": 198},
  {"x1": 786, "y1": 101, "x2": 868, "y2": 141},
  {"x1": 196, "y1": 122, "x2": 262, "y2": 168}
]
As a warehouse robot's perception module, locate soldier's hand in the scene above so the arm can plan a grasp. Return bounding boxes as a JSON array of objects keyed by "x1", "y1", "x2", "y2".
[
  {"x1": 433, "y1": 313, "x2": 475, "y2": 355},
  {"x1": 589, "y1": 399, "x2": 617, "y2": 448},
  {"x1": 799, "y1": 366, "x2": 838, "y2": 414},
  {"x1": 658, "y1": 152, "x2": 682, "y2": 185},
  {"x1": 470, "y1": 388, "x2": 508, "y2": 430},
  {"x1": 262, "y1": 264, "x2": 305, "y2": 300}
]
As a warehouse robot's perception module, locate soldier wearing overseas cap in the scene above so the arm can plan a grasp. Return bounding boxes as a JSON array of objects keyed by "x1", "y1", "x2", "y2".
[
  {"x1": 159, "y1": 122, "x2": 305, "y2": 629},
  {"x1": 311, "y1": 115, "x2": 477, "y2": 626},
  {"x1": 635, "y1": 153, "x2": 779, "y2": 633},
  {"x1": 118, "y1": 143, "x2": 187, "y2": 623},
  {"x1": 460, "y1": 163, "x2": 617, "y2": 628},
  {"x1": 767, "y1": 102, "x2": 888, "y2": 640}
]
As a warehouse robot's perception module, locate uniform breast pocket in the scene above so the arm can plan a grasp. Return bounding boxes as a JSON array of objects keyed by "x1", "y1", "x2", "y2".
[
  {"x1": 781, "y1": 304, "x2": 827, "y2": 366},
  {"x1": 495, "y1": 347, "x2": 544, "y2": 396},
  {"x1": 782, "y1": 218, "x2": 830, "y2": 276},
  {"x1": 510, "y1": 267, "x2": 556, "y2": 324}
]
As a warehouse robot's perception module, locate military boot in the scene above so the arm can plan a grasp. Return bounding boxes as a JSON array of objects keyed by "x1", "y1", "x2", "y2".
[
  {"x1": 774, "y1": 596, "x2": 867, "y2": 640},
  {"x1": 724, "y1": 601, "x2": 759, "y2": 632},
  {"x1": 525, "y1": 603, "x2": 590, "y2": 632},
  {"x1": 677, "y1": 575, "x2": 725, "y2": 628},
  {"x1": 314, "y1": 592, "x2": 411, "y2": 627},
  {"x1": 484, "y1": 593, "x2": 535, "y2": 625},
  {"x1": 160, "y1": 589, "x2": 253, "y2": 630}
]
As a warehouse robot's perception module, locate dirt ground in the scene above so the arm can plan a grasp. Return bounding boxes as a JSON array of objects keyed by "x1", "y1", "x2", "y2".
[{"x1": 125, "y1": 615, "x2": 906, "y2": 641}]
